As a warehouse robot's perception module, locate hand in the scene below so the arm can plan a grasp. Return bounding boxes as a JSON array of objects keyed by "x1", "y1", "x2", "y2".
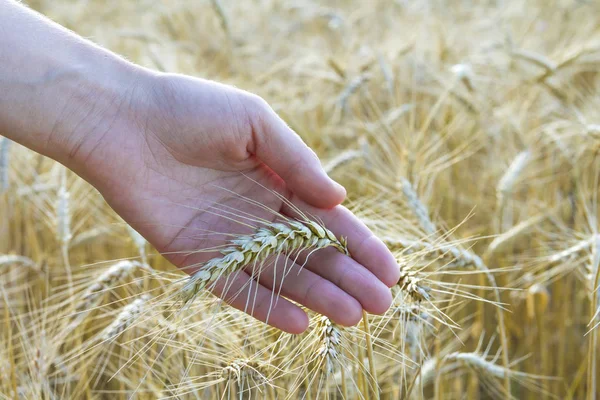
[
  {"x1": 67, "y1": 72, "x2": 400, "y2": 333},
  {"x1": 0, "y1": 0, "x2": 398, "y2": 333}
]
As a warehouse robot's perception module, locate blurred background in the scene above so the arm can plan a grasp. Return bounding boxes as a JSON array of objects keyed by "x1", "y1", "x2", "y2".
[{"x1": 2, "y1": 0, "x2": 600, "y2": 398}]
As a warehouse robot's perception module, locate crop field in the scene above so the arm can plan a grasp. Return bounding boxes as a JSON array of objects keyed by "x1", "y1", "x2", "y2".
[{"x1": 2, "y1": 0, "x2": 600, "y2": 399}]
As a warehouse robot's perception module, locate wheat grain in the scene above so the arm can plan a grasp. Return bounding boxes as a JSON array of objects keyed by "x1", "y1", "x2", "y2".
[{"x1": 181, "y1": 219, "x2": 348, "y2": 303}]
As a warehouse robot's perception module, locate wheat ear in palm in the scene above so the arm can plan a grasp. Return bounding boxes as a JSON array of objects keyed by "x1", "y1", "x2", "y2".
[{"x1": 181, "y1": 218, "x2": 349, "y2": 303}]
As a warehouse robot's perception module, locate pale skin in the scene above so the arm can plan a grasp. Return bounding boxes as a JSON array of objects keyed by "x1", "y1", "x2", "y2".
[{"x1": 0, "y1": 0, "x2": 400, "y2": 333}]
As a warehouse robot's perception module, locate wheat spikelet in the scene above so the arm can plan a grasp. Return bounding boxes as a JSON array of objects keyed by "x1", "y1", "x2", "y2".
[
  {"x1": 548, "y1": 235, "x2": 598, "y2": 263},
  {"x1": 102, "y1": 294, "x2": 150, "y2": 341},
  {"x1": 397, "y1": 264, "x2": 431, "y2": 302},
  {"x1": 447, "y1": 351, "x2": 546, "y2": 387},
  {"x1": 78, "y1": 261, "x2": 141, "y2": 312},
  {"x1": 486, "y1": 214, "x2": 547, "y2": 256},
  {"x1": 338, "y1": 74, "x2": 369, "y2": 112},
  {"x1": 221, "y1": 359, "x2": 265, "y2": 383},
  {"x1": 400, "y1": 178, "x2": 437, "y2": 235},
  {"x1": 181, "y1": 219, "x2": 348, "y2": 303},
  {"x1": 497, "y1": 151, "x2": 531, "y2": 198},
  {"x1": 0, "y1": 137, "x2": 10, "y2": 193},
  {"x1": 323, "y1": 149, "x2": 363, "y2": 174},
  {"x1": 315, "y1": 316, "x2": 342, "y2": 374}
]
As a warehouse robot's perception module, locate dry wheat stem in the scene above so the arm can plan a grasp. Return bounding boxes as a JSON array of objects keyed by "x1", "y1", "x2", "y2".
[{"x1": 181, "y1": 219, "x2": 348, "y2": 303}]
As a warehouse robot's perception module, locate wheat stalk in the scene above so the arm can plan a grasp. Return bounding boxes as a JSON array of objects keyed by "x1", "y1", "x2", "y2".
[{"x1": 181, "y1": 219, "x2": 348, "y2": 303}]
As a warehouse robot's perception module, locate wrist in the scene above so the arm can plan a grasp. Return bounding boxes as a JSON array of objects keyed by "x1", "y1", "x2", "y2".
[
  {"x1": 42, "y1": 56, "x2": 153, "y2": 172},
  {"x1": 0, "y1": 0, "x2": 155, "y2": 179}
]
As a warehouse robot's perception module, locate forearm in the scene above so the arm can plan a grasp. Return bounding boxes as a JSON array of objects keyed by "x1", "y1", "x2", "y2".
[{"x1": 0, "y1": 0, "x2": 148, "y2": 169}]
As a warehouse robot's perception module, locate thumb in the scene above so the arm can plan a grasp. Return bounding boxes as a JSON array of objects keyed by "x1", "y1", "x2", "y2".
[{"x1": 249, "y1": 99, "x2": 346, "y2": 209}]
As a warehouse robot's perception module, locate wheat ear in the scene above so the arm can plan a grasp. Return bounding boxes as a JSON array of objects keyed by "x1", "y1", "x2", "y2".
[
  {"x1": 397, "y1": 264, "x2": 431, "y2": 302},
  {"x1": 314, "y1": 316, "x2": 342, "y2": 375},
  {"x1": 401, "y1": 176, "x2": 511, "y2": 397},
  {"x1": 399, "y1": 178, "x2": 437, "y2": 235},
  {"x1": 221, "y1": 359, "x2": 265, "y2": 383},
  {"x1": 102, "y1": 294, "x2": 150, "y2": 341},
  {"x1": 496, "y1": 151, "x2": 531, "y2": 230},
  {"x1": 0, "y1": 255, "x2": 37, "y2": 270},
  {"x1": 180, "y1": 219, "x2": 348, "y2": 303},
  {"x1": 323, "y1": 149, "x2": 364, "y2": 174},
  {"x1": 77, "y1": 261, "x2": 141, "y2": 312}
]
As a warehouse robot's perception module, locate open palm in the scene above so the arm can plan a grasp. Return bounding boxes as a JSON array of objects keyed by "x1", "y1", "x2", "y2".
[{"x1": 76, "y1": 73, "x2": 399, "y2": 333}]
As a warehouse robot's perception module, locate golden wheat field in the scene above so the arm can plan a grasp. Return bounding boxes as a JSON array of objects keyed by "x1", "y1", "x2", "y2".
[{"x1": 2, "y1": 0, "x2": 600, "y2": 399}]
